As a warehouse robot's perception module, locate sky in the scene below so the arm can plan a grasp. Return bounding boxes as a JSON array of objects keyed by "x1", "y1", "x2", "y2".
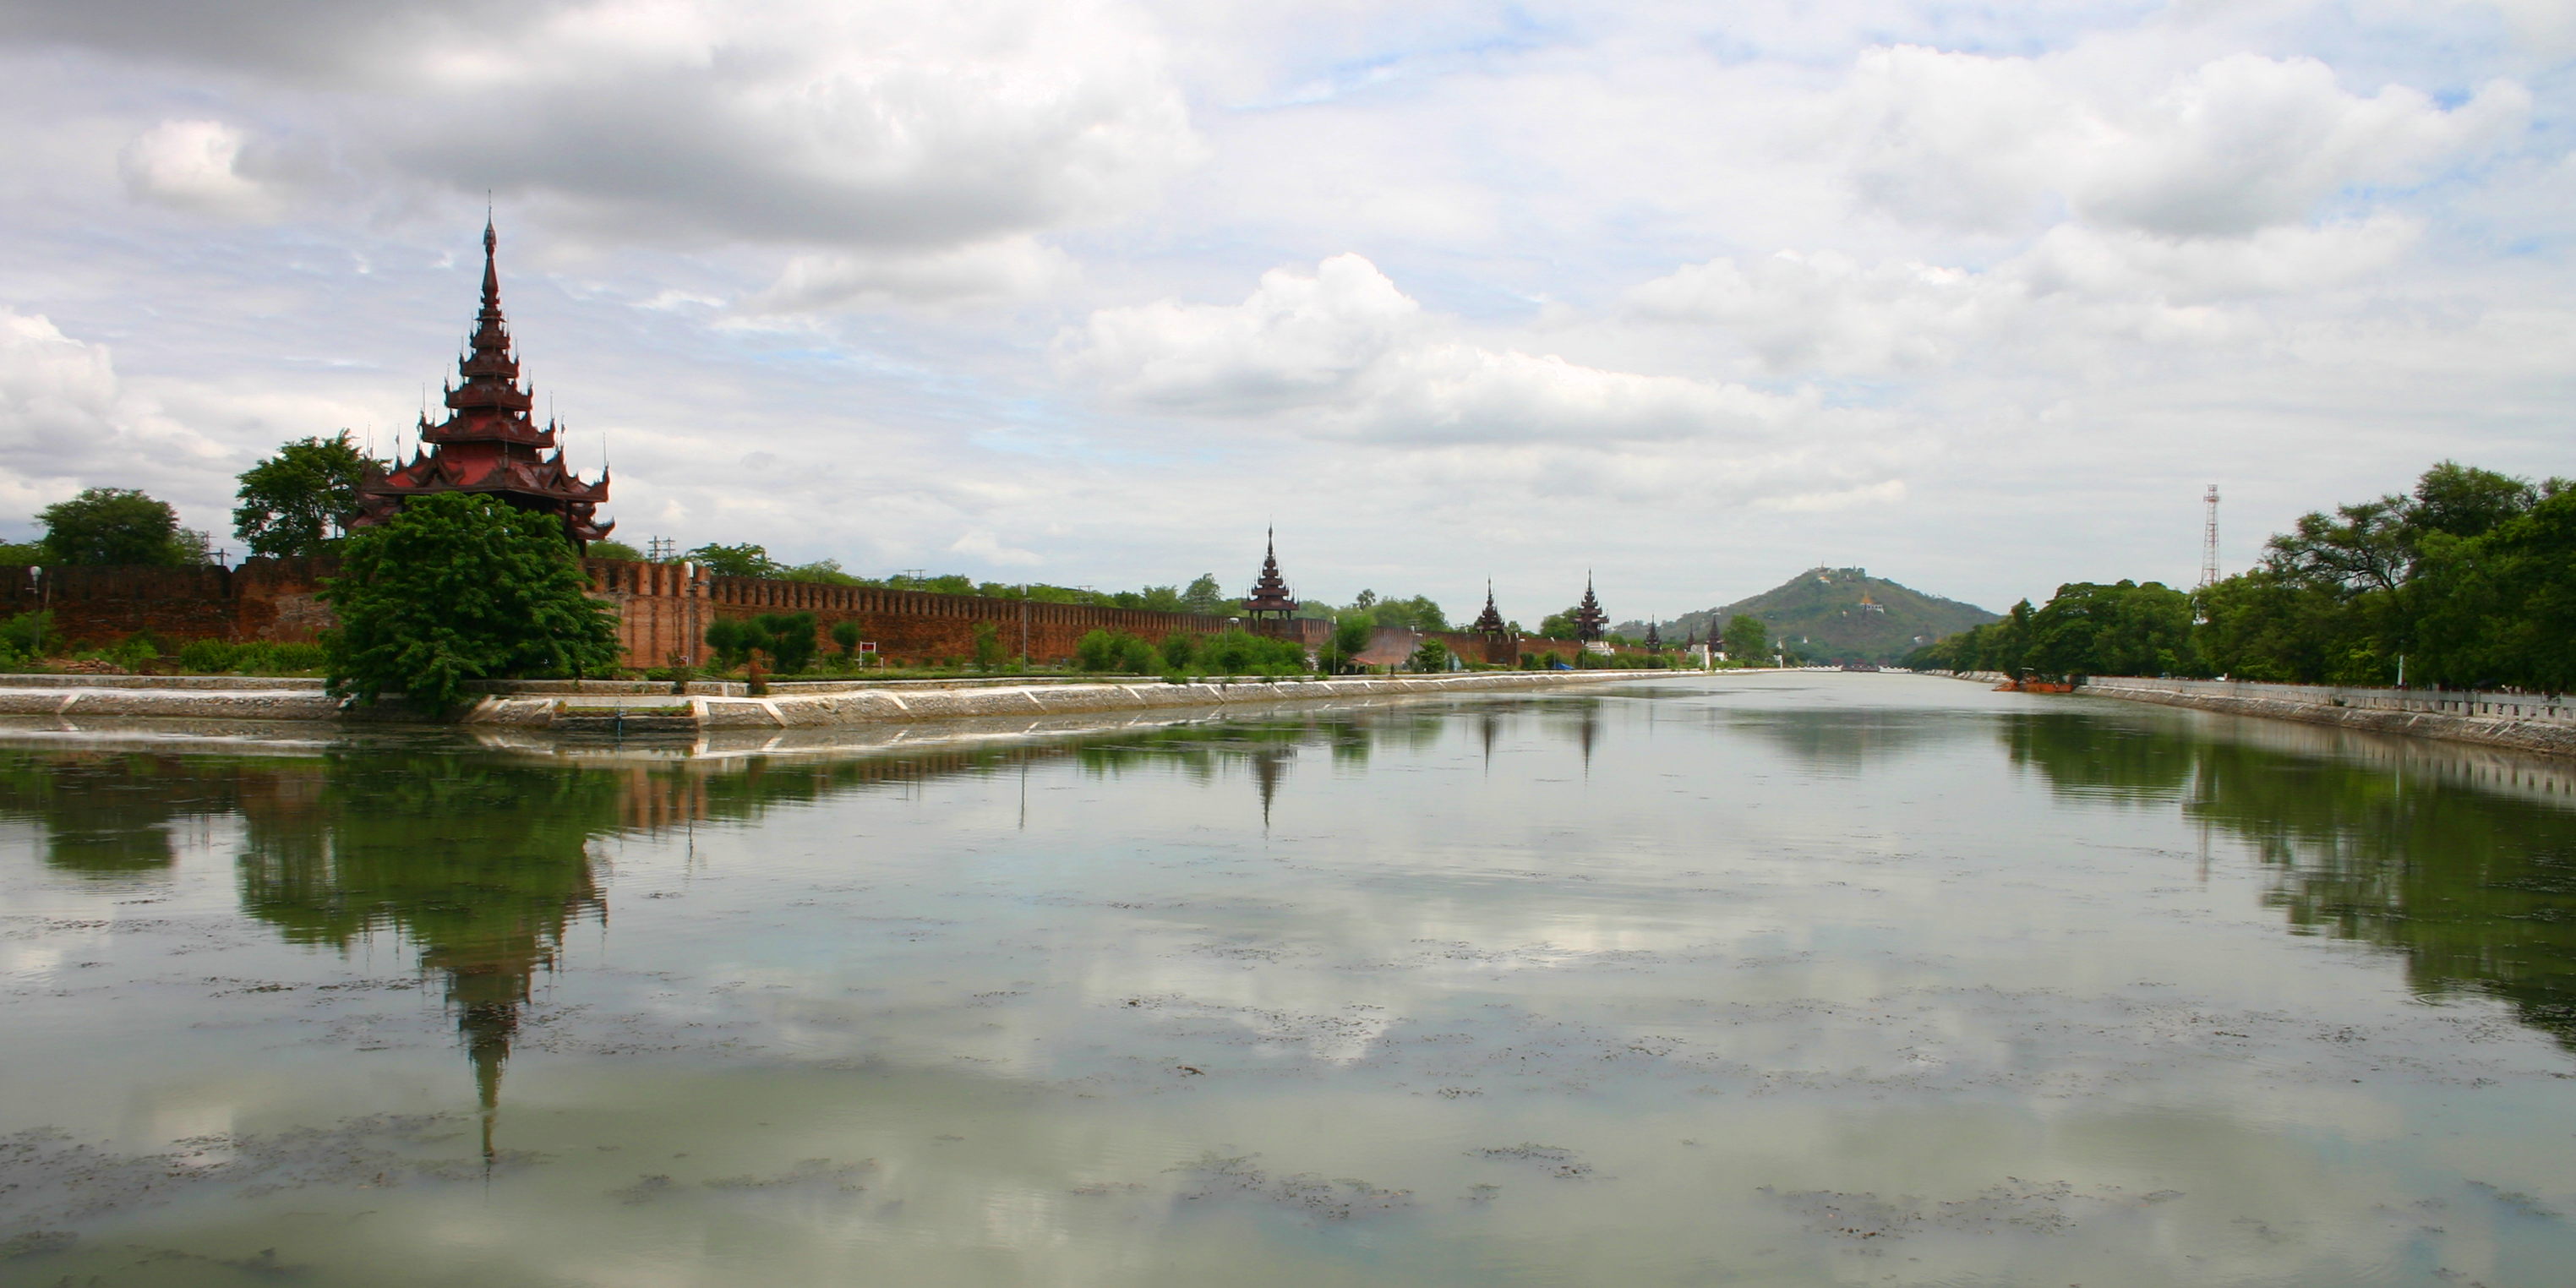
[{"x1": 0, "y1": 0, "x2": 2567, "y2": 625}]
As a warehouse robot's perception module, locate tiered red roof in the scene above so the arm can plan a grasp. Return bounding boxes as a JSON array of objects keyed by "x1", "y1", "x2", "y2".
[
  {"x1": 1244, "y1": 529, "x2": 1297, "y2": 619},
  {"x1": 1574, "y1": 575, "x2": 1607, "y2": 641},
  {"x1": 352, "y1": 221, "x2": 613, "y2": 546}
]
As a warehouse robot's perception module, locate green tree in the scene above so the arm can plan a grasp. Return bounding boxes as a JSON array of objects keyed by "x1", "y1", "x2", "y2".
[
  {"x1": 971, "y1": 621, "x2": 1006, "y2": 670},
  {"x1": 783, "y1": 559, "x2": 861, "y2": 585},
  {"x1": 39, "y1": 488, "x2": 203, "y2": 566},
  {"x1": 1406, "y1": 639, "x2": 1452, "y2": 673},
  {"x1": 587, "y1": 539, "x2": 645, "y2": 561},
  {"x1": 686, "y1": 543, "x2": 782, "y2": 578},
  {"x1": 1181, "y1": 574, "x2": 1225, "y2": 614},
  {"x1": 2408, "y1": 489, "x2": 2576, "y2": 691},
  {"x1": 232, "y1": 432, "x2": 381, "y2": 558},
  {"x1": 750, "y1": 612, "x2": 819, "y2": 673},
  {"x1": 830, "y1": 619, "x2": 864, "y2": 661},
  {"x1": 2023, "y1": 581, "x2": 2194, "y2": 679},
  {"x1": 322, "y1": 493, "x2": 625, "y2": 713},
  {"x1": 1722, "y1": 614, "x2": 1769, "y2": 663}
]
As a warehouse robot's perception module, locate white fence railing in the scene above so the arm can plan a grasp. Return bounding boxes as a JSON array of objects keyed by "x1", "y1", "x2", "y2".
[{"x1": 2077, "y1": 676, "x2": 2576, "y2": 725}]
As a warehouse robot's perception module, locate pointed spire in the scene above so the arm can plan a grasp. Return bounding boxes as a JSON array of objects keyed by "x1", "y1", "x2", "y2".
[
  {"x1": 480, "y1": 216, "x2": 501, "y2": 316},
  {"x1": 1471, "y1": 579, "x2": 1507, "y2": 635},
  {"x1": 1575, "y1": 571, "x2": 1607, "y2": 641},
  {"x1": 1245, "y1": 528, "x2": 1296, "y2": 619}
]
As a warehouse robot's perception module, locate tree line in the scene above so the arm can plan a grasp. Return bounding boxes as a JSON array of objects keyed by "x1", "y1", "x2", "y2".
[{"x1": 1907, "y1": 462, "x2": 2573, "y2": 692}]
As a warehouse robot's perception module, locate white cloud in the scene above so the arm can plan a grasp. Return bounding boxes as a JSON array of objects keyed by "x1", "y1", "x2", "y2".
[
  {"x1": 1622, "y1": 216, "x2": 2425, "y2": 376},
  {"x1": 1625, "y1": 250, "x2": 2014, "y2": 373},
  {"x1": 0, "y1": 309, "x2": 232, "y2": 521},
  {"x1": 117, "y1": 119, "x2": 281, "y2": 219},
  {"x1": 743, "y1": 236, "x2": 1078, "y2": 314},
  {"x1": 2068, "y1": 56, "x2": 2525, "y2": 237},
  {"x1": 1842, "y1": 46, "x2": 2527, "y2": 237},
  {"x1": 41, "y1": 0, "x2": 1201, "y2": 254},
  {"x1": 1066, "y1": 254, "x2": 1814, "y2": 447}
]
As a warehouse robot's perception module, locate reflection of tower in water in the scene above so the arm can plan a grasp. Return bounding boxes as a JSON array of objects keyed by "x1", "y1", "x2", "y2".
[
  {"x1": 1249, "y1": 746, "x2": 1291, "y2": 831},
  {"x1": 233, "y1": 755, "x2": 621, "y2": 1164}
]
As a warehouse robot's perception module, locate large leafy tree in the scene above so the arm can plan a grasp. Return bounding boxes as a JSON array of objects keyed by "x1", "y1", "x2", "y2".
[
  {"x1": 1180, "y1": 574, "x2": 1226, "y2": 614},
  {"x1": 2023, "y1": 580, "x2": 2193, "y2": 679},
  {"x1": 1722, "y1": 613, "x2": 1770, "y2": 662},
  {"x1": 324, "y1": 493, "x2": 625, "y2": 713},
  {"x1": 685, "y1": 543, "x2": 782, "y2": 578},
  {"x1": 233, "y1": 433, "x2": 382, "y2": 558},
  {"x1": 38, "y1": 488, "x2": 205, "y2": 566}
]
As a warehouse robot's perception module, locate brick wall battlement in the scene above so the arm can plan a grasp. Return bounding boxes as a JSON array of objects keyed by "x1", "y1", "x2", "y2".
[{"x1": 0, "y1": 557, "x2": 1334, "y2": 669}]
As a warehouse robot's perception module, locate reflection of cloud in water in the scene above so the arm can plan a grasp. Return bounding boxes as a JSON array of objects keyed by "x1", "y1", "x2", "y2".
[{"x1": 1720, "y1": 707, "x2": 1990, "y2": 773}]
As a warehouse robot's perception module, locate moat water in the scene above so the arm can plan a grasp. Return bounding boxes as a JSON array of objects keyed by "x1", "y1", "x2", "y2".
[{"x1": 3, "y1": 673, "x2": 2574, "y2": 1286}]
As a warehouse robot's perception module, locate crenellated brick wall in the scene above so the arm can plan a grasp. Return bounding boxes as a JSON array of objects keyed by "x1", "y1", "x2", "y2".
[{"x1": 0, "y1": 557, "x2": 1338, "y2": 669}]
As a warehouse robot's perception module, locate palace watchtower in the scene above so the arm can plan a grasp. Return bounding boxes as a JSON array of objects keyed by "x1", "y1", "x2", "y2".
[
  {"x1": 352, "y1": 221, "x2": 613, "y2": 548},
  {"x1": 1244, "y1": 529, "x2": 1297, "y2": 622}
]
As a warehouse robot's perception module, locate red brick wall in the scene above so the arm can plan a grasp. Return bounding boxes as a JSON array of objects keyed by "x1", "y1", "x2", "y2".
[
  {"x1": 689, "y1": 569, "x2": 1284, "y2": 667},
  {"x1": 0, "y1": 556, "x2": 1338, "y2": 669}
]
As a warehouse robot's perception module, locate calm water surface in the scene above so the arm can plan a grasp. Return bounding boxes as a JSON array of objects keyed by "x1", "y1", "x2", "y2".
[{"x1": 3, "y1": 673, "x2": 2574, "y2": 1285}]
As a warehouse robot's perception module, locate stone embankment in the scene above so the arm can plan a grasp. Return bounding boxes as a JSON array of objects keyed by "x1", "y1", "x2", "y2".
[
  {"x1": 1922, "y1": 669, "x2": 2576, "y2": 759},
  {"x1": 0, "y1": 669, "x2": 1648, "y2": 733}
]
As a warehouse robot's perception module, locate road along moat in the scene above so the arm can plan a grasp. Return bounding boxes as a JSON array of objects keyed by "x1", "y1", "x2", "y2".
[{"x1": 3, "y1": 672, "x2": 2572, "y2": 1286}]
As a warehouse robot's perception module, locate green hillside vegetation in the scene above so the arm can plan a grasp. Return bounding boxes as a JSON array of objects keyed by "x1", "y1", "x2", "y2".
[{"x1": 1635, "y1": 567, "x2": 1999, "y2": 663}]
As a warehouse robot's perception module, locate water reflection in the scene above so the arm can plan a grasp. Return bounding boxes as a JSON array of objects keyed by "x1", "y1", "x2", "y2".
[
  {"x1": 0, "y1": 710, "x2": 1468, "y2": 1154},
  {"x1": 0, "y1": 752, "x2": 246, "y2": 877},
  {"x1": 234, "y1": 754, "x2": 619, "y2": 1158},
  {"x1": 2009, "y1": 710, "x2": 2576, "y2": 1047}
]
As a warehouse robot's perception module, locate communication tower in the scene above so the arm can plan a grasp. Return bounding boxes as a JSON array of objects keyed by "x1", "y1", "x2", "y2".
[
  {"x1": 2198, "y1": 485, "x2": 2221, "y2": 588},
  {"x1": 646, "y1": 536, "x2": 675, "y2": 563}
]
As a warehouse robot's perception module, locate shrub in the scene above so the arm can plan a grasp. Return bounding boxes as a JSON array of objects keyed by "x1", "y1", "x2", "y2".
[
  {"x1": 0, "y1": 611, "x2": 57, "y2": 657},
  {"x1": 830, "y1": 620, "x2": 863, "y2": 658},
  {"x1": 1074, "y1": 629, "x2": 1163, "y2": 674},
  {"x1": 180, "y1": 639, "x2": 240, "y2": 672},
  {"x1": 109, "y1": 634, "x2": 161, "y2": 669},
  {"x1": 235, "y1": 641, "x2": 327, "y2": 674},
  {"x1": 322, "y1": 492, "x2": 624, "y2": 712},
  {"x1": 706, "y1": 619, "x2": 750, "y2": 669},
  {"x1": 1159, "y1": 630, "x2": 1199, "y2": 671},
  {"x1": 1406, "y1": 640, "x2": 1452, "y2": 674},
  {"x1": 971, "y1": 621, "x2": 1006, "y2": 671},
  {"x1": 750, "y1": 612, "x2": 819, "y2": 673}
]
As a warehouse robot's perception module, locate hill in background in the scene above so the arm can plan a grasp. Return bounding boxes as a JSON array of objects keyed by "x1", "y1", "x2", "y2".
[{"x1": 1621, "y1": 566, "x2": 2000, "y2": 663}]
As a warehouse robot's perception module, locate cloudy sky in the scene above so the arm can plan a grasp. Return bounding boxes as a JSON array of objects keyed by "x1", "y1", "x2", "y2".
[{"x1": 0, "y1": 1, "x2": 2566, "y2": 623}]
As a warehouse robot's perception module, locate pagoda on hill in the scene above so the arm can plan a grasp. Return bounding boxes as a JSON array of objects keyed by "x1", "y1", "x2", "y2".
[
  {"x1": 352, "y1": 221, "x2": 613, "y2": 548},
  {"x1": 1574, "y1": 575, "x2": 1607, "y2": 641},
  {"x1": 1244, "y1": 529, "x2": 1297, "y2": 621},
  {"x1": 1471, "y1": 582, "x2": 1507, "y2": 636}
]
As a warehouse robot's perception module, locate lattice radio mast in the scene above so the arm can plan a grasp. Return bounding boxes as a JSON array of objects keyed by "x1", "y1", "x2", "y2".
[{"x1": 2198, "y1": 484, "x2": 2221, "y2": 588}]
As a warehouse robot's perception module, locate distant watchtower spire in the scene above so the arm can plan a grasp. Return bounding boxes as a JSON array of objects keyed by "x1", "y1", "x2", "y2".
[
  {"x1": 352, "y1": 220, "x2": 614, "y2": 548},
  {"x1": 1643, "y1": 619, "x2": 1662, "y2": 649},
  {"x1": 1574, "y1": 573, "x2": 1607, "y2": 642},
  {"x1": 1471, "y1": 581, "x2": 1506, "y2": 636},
  {"x1": 1244, "y1": 528, "x2": 1297, "y2": 620}
]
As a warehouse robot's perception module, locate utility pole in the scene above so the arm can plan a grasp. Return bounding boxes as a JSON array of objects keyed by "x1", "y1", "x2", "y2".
[
  {"x1": 2199, "y1": 484, "x2": 2221, "y2": 589},
  {"x1": 647, "y1": 535, "x2": 675, "y2": 563}
]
